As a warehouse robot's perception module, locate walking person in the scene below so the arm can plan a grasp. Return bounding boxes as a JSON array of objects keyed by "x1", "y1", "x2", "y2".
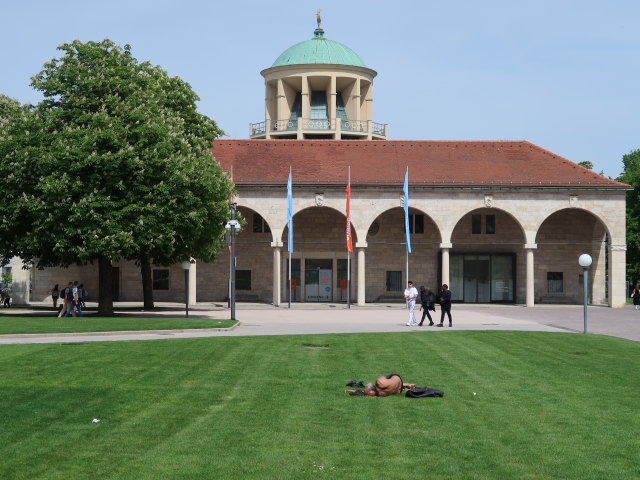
[
  {"x1": 58, "y1": 282, "x2": 73, "y2": 317},
  {"x1": 632, "y1": 286, "x2": 640, "y2": 310},
  {"x1": 51, "y1": 284, "x2": 59, "y2": 310},
  {"x1": 78, "y1": 283, "x2": 87, "y2": 309},
  {"x1": 437, "y1": 284, "x2": 453, "y2": 327},
  {"x1": 404, "y1": 280, "x2": 419, "y2": 326},
  {"x1": 63, "y1": 281, "x2": 83, "y2": 317},
  {"x1": 418, "y1": 285, "x2": 435, "y2": 326}
]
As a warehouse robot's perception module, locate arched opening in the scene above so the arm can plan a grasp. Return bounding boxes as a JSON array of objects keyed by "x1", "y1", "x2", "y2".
[
  {"x1": 449, "y1": 208, "x2": 526, "y2": 303},
  {"x1": 365, "y1": 207, "x2": 441, "y2": 302},
  {"x1": 197, "y1": 206, "x2": 273, "y2": 303},
  {"x1": 282, "y1": 206, "x2": 357, "y2": 302},
  {"x1": 535, "y1": 209, "x2": 608, "y2": 305}
]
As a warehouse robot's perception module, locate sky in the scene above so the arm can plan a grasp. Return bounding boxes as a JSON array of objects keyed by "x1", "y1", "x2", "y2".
[{"x1": 1, "y1": 0, "x2": 638, "y2": 178}]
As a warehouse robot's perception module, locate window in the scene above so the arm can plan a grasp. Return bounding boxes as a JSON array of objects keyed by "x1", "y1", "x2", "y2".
[
  {"x1": 310, "y1": 91, "x2": 328, "y2": 119},
  {"x1": 153, "y1": 269, "x2": 170, "y2": 290},
  {"x1": 252, "y1": 213, "x2": 271, "y2": 233},
  {"x1": 547, "y1": 272, "x2": 563, "y2": 293},
  {"x1": 236, "y1": 270, "x2": 252, "y2": 290},
  {"x1": 386, "y1": 271, "x2": 403, "y2": 291},
  {"x1": 408, "y1": 214, "x2": 424, "y2": 234},
  {"x1": 486, "y1": 215, "x2": 495, "y2": 234},
  {"x1": 472, "y1": 215, "x2": 481, "y2": 234}
]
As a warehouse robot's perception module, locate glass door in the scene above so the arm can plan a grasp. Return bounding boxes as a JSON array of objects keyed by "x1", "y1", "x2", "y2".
[{"x1": 304, "y1": 259, "x2": 333, "y2": 302}]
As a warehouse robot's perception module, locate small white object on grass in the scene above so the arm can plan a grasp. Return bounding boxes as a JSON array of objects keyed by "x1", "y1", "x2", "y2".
[
  {"x1": 92, "y1": 418, "x2": 101, "y2": 423},
  {"x1": 472, "y1": 392, "x2": 477, "y2": 396}
]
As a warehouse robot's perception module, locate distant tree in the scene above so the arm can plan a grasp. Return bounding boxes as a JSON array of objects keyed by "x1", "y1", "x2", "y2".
[
  {"x1": 0, "y1": 40, "x2": 233, "y2": 313},
  {"x1": 578, "y1": 161, "x2": 594, "y2": 170},
  {"x1": 617, "y1": 149, "x2": 640, "y2": 287}
]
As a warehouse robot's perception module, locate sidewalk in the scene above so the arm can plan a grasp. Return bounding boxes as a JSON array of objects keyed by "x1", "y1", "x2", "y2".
[{"x1": 1, "y1": 302, "x2": 639, "y2": 344}]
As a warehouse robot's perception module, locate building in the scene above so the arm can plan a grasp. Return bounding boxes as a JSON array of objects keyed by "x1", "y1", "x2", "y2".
[{"x1": 31, "y1": 23, "x2": 630, "y2": 307}]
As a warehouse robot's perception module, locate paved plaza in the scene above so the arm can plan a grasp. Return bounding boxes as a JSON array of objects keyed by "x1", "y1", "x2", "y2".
[{"x1": 1, "y1": 302, "x2": 639, "y2": 344}]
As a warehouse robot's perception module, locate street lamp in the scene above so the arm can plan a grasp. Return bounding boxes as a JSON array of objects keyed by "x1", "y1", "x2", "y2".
[
  {"x1": 225, "y1": 203, "x2": 239, "y2": 321},
  {"x1": 578, "y1": 254, "x2": 592, "y2": 334},
  {"x1": 181, "y1": 260, "x2": 192, "y2": 318}
]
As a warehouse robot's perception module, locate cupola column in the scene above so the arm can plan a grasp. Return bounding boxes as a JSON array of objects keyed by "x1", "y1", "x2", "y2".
[
  {"x1": 329, "y1": 75, "x2": 337, "y2": 125},
  {"x1": 301, "y1": 75, "x2": 310, "y2": 120},
  {"x1": 276, "y1": 78, "x2": 287, "y2": 127}
]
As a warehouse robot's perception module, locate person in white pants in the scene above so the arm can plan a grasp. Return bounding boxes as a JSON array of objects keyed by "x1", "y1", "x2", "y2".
[{"x1": 404, "y1": 280, "x2": 419, "y2": 326}]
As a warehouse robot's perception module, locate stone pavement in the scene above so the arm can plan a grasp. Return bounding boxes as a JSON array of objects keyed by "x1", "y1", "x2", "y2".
[{"x1": 1, "y1": 302, "x2": 639, "y2": 344}]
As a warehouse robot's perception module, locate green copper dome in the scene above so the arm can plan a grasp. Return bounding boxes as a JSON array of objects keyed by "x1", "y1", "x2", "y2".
[{"x1": 271, "y1": 29, "x2": 367, "y2": 68}]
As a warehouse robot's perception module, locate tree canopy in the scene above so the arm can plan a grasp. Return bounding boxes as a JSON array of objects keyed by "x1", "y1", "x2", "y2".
[
  {"x1": 0, "y1": 40, "x2": 233, "y2": 312},
  {"x1": 617, "y1": 149, "x2": 640, "y2": 286}
]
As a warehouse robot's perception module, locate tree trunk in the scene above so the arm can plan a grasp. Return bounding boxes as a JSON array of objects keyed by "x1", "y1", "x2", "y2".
[
  {"x1": 98, "y1": 255, "x2": 114, "y2": 314},
  {"x1": 140, "y1": 257, "x2": 155, "y2": 310}
]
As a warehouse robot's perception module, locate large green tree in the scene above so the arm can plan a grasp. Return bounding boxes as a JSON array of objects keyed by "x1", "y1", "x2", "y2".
[
  {"x1": 0, "y1": 40, "x2": 233, "y2": 313},
  {"x1": 617, "y1": 149, "x2": 640, "y2": 287}
]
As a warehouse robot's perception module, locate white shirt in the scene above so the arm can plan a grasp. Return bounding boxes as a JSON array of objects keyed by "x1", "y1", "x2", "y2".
[{"x1": 404, "y1": 286, "x2": 418, "y2": 301}]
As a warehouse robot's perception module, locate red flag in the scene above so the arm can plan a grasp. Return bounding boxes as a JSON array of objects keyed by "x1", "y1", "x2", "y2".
[{"x1": 346, "y1": 182, "x2": 353, "y2": 253}]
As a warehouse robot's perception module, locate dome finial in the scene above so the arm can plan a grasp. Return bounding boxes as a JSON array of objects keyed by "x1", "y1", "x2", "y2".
[{"x1": 314, "y1": 9, "x2": 325, "y2": 38}]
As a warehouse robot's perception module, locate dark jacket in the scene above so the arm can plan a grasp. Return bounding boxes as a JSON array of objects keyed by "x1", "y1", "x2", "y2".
[{"x1": 438, "y1": 289, "x2": 452, "y2": 306}]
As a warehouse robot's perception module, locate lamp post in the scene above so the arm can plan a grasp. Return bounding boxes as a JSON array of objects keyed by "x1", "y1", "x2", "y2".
[
  {"x1": 181, "y1": 260, "x2": 192, "y2": 318},
  {"x1": 578, "y1": 254, "x2": 592, "y2": 334},
  {"x1": 225, "y1": 203, "x2": 239, "y2": 321}
]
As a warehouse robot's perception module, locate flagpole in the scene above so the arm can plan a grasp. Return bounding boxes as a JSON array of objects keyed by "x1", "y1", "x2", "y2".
[
  {"x1": 347, "y1": 166, "x2": 351, "y2": 309},
  {"x1": 288, "y1": 251, "x2": 292, "y2": 309},
  {"x1": 287, "y1": 166, "x2": 293, "y2": 309},
  {"x1": 403, "y1": 167, "x2": 411, "y2": 284}
]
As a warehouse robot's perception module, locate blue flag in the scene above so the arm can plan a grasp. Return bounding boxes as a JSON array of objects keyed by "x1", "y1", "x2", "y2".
[
  {"x1": 287, "y1": 168, "x2": 293, "y2": 253},
  {"x1": 403, "y1": 168, "x2": 411, "y2": 253}
]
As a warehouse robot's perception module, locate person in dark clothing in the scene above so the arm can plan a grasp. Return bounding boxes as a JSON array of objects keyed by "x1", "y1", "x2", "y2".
[
  {"x1": 418, "y1": 285, "x2": 434, "y2": 326},
  {"x1": 437, "y1": 284, "x2": 453, "y2": 327},
  {"x1": 632, "y1": 286, "x2": 640, "y2": 310}
]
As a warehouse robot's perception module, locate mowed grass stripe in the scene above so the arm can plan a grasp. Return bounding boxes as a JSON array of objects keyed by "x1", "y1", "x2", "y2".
[{"x1": 0, "y1": 332, "x2": 638, "y2": 479}]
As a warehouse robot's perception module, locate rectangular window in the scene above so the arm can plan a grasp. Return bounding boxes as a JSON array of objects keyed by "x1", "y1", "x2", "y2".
[
  {"x1": 386, "y1": 271, "x2": 403, "y2": 291},
  {"x1": 236, "y1": 270, "x2": 252, "y2": 290},
  {"x1": 153, "y1": 269, "x2": 170, "y2": 290},
  {"x1": 408, "y1": 214, "x2": 424, "y2": 234},
  {"x1": 252, "y1": 213, "x2": 271, "y2": 233},
  {"x1": 547, "y1": 272, "x2": 563, "y2": 293},
  {"x1": 486, "y1": 215, "x2": 495, "y2": 234},
  {"x1": 310, "y1": 91, "x2": 328, "y2": 120},
  {"x1": 472, "y1": 215, "x2": 481, "y2": 234}
]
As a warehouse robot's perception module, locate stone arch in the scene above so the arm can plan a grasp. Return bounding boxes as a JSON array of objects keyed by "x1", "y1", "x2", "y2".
[
  {"x1": 364, "y1": 206, "x2": 442, "y2": 301},
  {"x1": 280, "y1": 205, "x2": 359, "y2": 249},
  {"x1": 448, "y1": 207, "x2": 527, "y2": 304},
  {"x1": 534, "y1": 208, "x2": 609, "y2": 305}
]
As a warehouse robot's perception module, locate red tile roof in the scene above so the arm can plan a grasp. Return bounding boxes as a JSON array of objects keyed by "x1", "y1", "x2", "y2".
[{"x1": 211, "y1": 140, "x2": 629, "y2": 189}]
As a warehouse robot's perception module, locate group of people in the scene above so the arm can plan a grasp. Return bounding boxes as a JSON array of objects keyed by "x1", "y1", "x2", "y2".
[
  {"x1": 404, "y1": 281, "x2": 453, "y2": 327},
  {"x1": 51, "y1": 281, "x2": 87, "y2": 317}
]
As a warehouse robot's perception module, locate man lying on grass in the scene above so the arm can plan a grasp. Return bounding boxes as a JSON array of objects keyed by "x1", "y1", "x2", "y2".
[{"x1": 345, "y1": 373, "x2": 416, "y2": 396}]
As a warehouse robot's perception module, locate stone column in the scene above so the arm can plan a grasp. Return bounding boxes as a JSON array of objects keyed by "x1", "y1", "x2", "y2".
[
  {"x1": 440, "y1": 243, "x2": 452, "y2": 286},
  {"x1": 276, "y1": 79, "x2": 286, "y2": 128},
  {"x1": 329, "y1": 75, "x2": 337, "y2": 130},
  {"x1": 609, "y1": 244, "x2": 627, "y2": 308},
  {"x1": 356, "y1": 242, "x2": 367, "y2": 306},
  {"x1": 272, "y1": 242, "x2": 282, "y2": 306},
  {"x1": 525, "y1": 244, "x2": 537, "y2": 307}
]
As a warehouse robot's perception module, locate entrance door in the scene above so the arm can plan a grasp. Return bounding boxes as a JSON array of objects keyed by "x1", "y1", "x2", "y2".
[
  {"x1": 304, "y1": 259, "x2": 332, "y2": 302},
  {"x1": 449, "y1": 253, "x2": 515, "y2": 303},
  {"x1": 463, "y1": 256, "x2": 491, "y2": 302}
]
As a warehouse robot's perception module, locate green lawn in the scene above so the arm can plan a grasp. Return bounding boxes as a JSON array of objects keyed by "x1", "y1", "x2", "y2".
[
  {"x1": 0, "y1": 316, "x2": 235, "y2": 334},
  {"x1": 1, "y1": 331, "x2": 638, "y2": 479}
]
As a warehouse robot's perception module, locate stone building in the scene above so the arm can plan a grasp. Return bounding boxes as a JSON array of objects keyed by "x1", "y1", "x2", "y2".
[{"x1": 30, "y1": 24, "x2": 630, "y2": 307}]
